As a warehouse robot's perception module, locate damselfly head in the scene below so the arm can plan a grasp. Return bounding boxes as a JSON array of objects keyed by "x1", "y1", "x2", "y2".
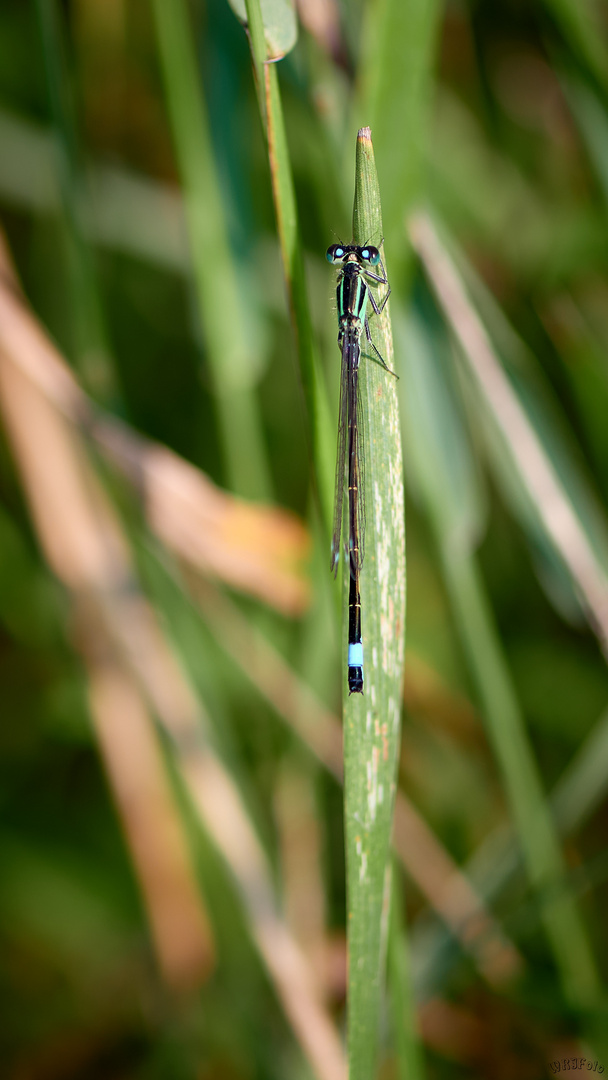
[{"x1": 326, "y1": 243, "x2": 381, "y2": 266}]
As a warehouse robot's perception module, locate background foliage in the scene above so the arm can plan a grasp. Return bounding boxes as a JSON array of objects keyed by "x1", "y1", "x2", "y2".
[{"x1": 1, "y1": 0, "x2": 608, "y2": 1077}]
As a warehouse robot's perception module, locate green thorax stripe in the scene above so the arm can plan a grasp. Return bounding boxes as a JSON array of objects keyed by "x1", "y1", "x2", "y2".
[{"x1": 337, "y1": 264, "x2": 369, "y2": 327}]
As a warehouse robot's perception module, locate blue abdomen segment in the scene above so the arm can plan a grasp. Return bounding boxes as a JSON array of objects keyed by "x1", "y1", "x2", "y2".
[{"x1": 348, "y1": 643, "x2": 363, "y2": 667}]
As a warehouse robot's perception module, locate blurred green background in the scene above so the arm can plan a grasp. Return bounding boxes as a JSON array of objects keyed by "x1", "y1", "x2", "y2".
[{"x1": 2, "y1": 0, "x2": 608, "y2": 1076}]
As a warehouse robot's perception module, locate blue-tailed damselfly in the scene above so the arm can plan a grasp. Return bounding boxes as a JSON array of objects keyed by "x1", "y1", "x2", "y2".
[{"x1": 327, "y1": 241, "x2": 392, "y2": 694}]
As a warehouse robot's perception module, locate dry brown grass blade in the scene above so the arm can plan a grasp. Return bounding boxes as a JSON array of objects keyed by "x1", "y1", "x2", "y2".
[
  {"x1": 88, "y1": 591, "x2": 348, "y2": 1080},
  {"x1": 180, "y1": 747, "x2": 347, "y2": 1080},
  {"x1": 94, "y1": 419, "x2": 310, "y2": 615},
  {"x1": 0, "y1": 232, "x2": 345, "y2": 1080},
  {"x1": 0, "y1": 227, "x2": 309, "y2": 615},
  {"x1": 392, "y1": 798, "x2": 521, "y2": 987},
  {"x1": 0, "y1": 337, "x2": 214, "y2": 992},
  {"x1": 410, "y1": 211, "x2": 608, "y2": 660},
  {"x1": 81, "y1": 589, "x2": 348, "y2": 1080},
  {"x1": 84, "y1": 642, "x2": 216, "y2": 989}
]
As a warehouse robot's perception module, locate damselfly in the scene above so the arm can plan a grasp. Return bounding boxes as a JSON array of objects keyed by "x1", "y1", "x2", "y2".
[{"x1": 326, "y1": 241, "x2": 392, "y2": 694}]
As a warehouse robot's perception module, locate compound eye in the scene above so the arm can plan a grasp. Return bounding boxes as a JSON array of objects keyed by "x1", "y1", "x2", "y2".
[
  {"x1": 366, "y1": 246, "x2": 380, "y2": 265},
  {"x1": 326, "y1": 244, "x2": 344, "y2": 263}
]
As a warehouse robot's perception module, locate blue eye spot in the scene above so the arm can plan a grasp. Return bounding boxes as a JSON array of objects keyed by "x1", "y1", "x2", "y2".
[
  {"x1": 326, "y1": 243, "x2": 349, "y2": 264},
  {"x1": 360, "y1": 248, "x2": 369, "y2": 260}
]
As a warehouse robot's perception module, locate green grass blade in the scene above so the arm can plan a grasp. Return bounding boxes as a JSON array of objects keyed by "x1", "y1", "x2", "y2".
[
  {"x1": 263, "y1": 60, "x2": 334, "y2": 528},
  {"x1": 388, "y1": 864, "x2": 425, "y2": 1080},
  {"x1": 542, "y1": 0, "x2": 608, "y2": 89},
  {"x1": 399, "y1": 300, "x2": 602, "y2": 1014},
  {"x1": 442, "y1": 546, "x2": 601, "y2": 1004},
  {"x1": 151, "y1": 0, "x2": 271, "y2": 500},
  {"x1": 230, "y1": 0, "x2": 297, "y2": 59},
  {"x1": 412, "y1": 213, "x2": 608, "y2": 656},
  {"x1": 241, "y1": 0, "x2": 297, "y2": 126},
  {"x1": 344, "y1": 128, "x2": 406, "y2": 1080},
  {"x1": 444, "y1": 222, "x2": 608, "y2": 571},
  {"x1": 467, "y1": 701, "x2": 608, "y2": 908},
  {"x1": 34, "y1": 0, "x2": 114, "y2": 400},
  {"x1": 560, "y1": 72, "x2": 608, "y2": 207},
  {"x1": 552, "y1": 705, "x2": 608, "y2": 833},
  {"x1": 243, "y1": 0, "x2": 269, "y2": 123},
  {"x1": 238, "y1": 0, "x2": 334, "y2": 530},
  {"x1": 413, "y1": 701, "x2": 608, "y2": 1015},
  {"x1": 355, "y1": 0, "x2": 442, "y2": 283}
]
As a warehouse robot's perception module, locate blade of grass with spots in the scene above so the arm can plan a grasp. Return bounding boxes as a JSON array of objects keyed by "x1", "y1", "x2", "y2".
[{"x1": 343, "y1": 128, "x2": 406, "y2": 1080}]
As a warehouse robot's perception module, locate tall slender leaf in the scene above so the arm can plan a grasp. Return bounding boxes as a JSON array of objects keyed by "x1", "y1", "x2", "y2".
[
  {"x1": 343, "y1": 128, "x2": 406, "y2": 1080},
  {"x1": 399, "y1": 300, "x2": 602, "y2": 1022},
  {"x1": 34, "y1": 0, "x2": 114, "y2": 399},
  {"x1": 151, "y1": 0, "x2": 271, "y2": 500},
  {"x1": 356, "y1": 0, "x2": 442, "y2": 284}
]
